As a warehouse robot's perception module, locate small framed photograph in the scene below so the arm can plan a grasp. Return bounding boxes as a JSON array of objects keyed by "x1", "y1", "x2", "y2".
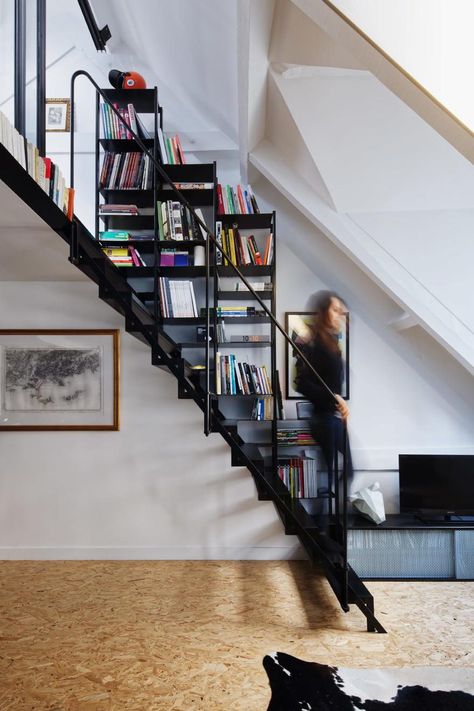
[
  {"x1": 196, "y1": 325, "x2": 214, "y2": 342},
  {"x1": 285, "y1": 312, "x2": 349, "y2": 400},
  {"x1": 45, "y1": 98, "x2": 71, "y2": 132},
  {"x1": 0, "y1": 330, "x2": 120, "y2": 430}
]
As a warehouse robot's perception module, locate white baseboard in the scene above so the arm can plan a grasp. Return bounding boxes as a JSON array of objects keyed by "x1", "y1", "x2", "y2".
[{"x1": 0, "y1": 545, "x2": 307, "y2": 561}]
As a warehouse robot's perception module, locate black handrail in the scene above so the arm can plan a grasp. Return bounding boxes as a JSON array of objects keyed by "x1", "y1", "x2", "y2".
[{"x1": 69, "y1": 69, "x2": 350, "y2": 604}]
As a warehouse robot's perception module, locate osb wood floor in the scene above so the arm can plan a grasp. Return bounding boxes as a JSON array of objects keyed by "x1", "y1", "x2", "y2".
[{"x1": 0, "y1": 562, "x2": 472, "y2": 710}]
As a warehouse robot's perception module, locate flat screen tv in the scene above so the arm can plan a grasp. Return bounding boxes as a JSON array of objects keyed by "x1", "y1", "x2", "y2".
[{"x1": 399, "y1": 454, "x2": 474, "y2": 520}]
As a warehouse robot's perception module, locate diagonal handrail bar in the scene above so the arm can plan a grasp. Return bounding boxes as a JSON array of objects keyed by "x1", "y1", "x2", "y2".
[{"x1": 69, "y1": 70, "x2": 350, "y2": 612}]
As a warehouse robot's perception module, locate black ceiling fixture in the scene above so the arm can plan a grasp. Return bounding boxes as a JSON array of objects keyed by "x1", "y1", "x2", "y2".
[{"x1": 77, "y1": 0, "x2": 111, "y2": 51}]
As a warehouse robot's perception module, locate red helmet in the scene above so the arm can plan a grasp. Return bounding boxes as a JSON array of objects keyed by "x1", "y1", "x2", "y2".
[
  {"x1": 122, "y1": 71, "x2": 147, "y2": 89},
  {"x1": 109, "y1": 69, "x2": 147, "y2": 90}
]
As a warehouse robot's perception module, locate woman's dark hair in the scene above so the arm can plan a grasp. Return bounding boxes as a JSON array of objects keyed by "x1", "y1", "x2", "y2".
[{"x1": 306, "y1": 290, "x2": 346, "y2": 353}]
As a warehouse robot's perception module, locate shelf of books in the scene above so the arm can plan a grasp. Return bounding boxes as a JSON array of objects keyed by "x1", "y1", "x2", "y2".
[
  {"x1": 0, "y1": 110, "x2": 74, "y2": 226},
  {"x1": 211, "y1": 210, "x2": 277, "y2": 432},
  {"x1": 95, "y1": 86, "x2": 218, "y2": 330},
  {"x1": 275, "y1": 422, "x2": 328, "y2": 502},
  {"x1": 95, "y1": 92, "x2": 282, "y2": 462}
]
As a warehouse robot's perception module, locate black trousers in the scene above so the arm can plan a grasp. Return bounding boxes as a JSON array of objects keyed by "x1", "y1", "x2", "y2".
[{"x1": 309, "y1": 412, "x2": 353, "y2": 508}]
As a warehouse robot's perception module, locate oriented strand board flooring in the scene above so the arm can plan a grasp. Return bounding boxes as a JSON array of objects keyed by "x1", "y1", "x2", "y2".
[{"x1": 0, "y1": 561, "x2": 472, "y2": 710}]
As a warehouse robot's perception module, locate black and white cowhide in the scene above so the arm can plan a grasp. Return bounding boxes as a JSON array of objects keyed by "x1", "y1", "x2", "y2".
[{"x1": 263, "y1": 652, "x2": 474, "y2": 710}]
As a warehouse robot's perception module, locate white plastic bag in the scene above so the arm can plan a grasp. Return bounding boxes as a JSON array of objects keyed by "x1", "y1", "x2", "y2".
[{"x1": 349, "y1": 482, "x2": 386, "y2": 524}]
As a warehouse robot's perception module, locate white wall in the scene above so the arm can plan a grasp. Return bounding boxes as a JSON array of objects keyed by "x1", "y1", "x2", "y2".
[
  {"x1": 1, "y1": 211, "x2": 472, "y2": 557},
  {"x1": 0, "y1": 281, "x2": 302, "y2": 560}
]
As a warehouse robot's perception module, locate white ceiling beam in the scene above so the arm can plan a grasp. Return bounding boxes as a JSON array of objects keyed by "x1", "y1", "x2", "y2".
[{"x1": 388, "y1": 313, "x2": 418, "y2": 332}]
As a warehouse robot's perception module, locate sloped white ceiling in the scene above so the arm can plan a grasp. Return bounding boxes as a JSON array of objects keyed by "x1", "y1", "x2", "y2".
[
  {"x1": 271, "y1": 64, "x2": 474, "y2": 213},
  {"x1": 270, "y1": 0, "x2": 361, "y2": 69},
  {"x1": 91, "y1": 0, "x2": 239, "y2": 143},
  {"x1": 266, "y1": 71, "x2": 336, "y2": 209}
]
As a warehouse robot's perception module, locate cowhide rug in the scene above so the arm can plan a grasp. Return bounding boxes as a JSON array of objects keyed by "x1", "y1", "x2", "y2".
[{"x1": 263, "y1": 652, "x2": 474, "y2": 710}]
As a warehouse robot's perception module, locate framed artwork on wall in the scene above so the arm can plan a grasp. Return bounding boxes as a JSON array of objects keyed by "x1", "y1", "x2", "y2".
[
  {"x1": 45, "y1": 98, "x2": 71, "y2": 132},
  {"x1": 285, "y1": 312, "x2": 349, "y2": 400},
  {"x1": 0, "y1": 330, "x2": 120, "y2": 430}
]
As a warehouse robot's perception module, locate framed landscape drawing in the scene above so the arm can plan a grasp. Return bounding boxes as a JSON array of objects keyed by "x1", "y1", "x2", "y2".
[
  {"x1": 285, "y1": 312, "x2": 349, "y2": 400},
  {"x1": 0, "y1": 330, "x2": 119, "y2": 430},
  {"x1": 45, "y1": 98, "x2": 71, "y2": 131}
]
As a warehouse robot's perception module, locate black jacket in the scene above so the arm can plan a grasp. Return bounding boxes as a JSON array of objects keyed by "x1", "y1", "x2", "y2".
[{"x1": 294, "y1": 333, "x2": 342, "y2": 413}]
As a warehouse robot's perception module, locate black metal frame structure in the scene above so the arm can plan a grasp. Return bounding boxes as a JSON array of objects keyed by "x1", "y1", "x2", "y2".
[
  {"x1": 77, "y1": 0, "x2": 111, "y2": 51},
  {"x1": 36, "y1": 0, "x2": 46, "y2": 156},
  {"x1": 14, "y1": 0, "x2": 26, "y2": 136},
  {"x1": 0, "y1": 67, "x2": 387, "y2": 633}
]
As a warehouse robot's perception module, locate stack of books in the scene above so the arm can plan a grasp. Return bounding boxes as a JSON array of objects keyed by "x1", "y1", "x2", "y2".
[
  {"x1": 277, "y1": 457, "x2": 319, "y2": 499},
  {"x1": 251, "y1": 396, "x2": 274, "y2": 420},
  {"x1": 159, "y1": 278, "x2": 198, "y2": 317},
  {"x1": 102, "y1": 246, "x2": 146, "y2": 267},
  {"x1": 233, "y1": 282, "x2": 273, "y2": 292},
  {"x1": 100, "y1": 101, "x2": 151, "y2": 141},
  {"x1": 164, "y1": 182, "x2": 213, "y2": 191},
  {"x1": 159, "y1": 250, "x2": 190, "y2": 267},
  {"x1": 99, "y1": 230, "x2": 131, "y2": 241},
  {"x1": 99, "y1": 204, "x2": 139, "y2": 216},
  {"x1": 216, "y1": 224, "x2": 273, "y2": 266},
  {"x1": 200, "y1": 306, "x2": 265, "y2": 319},
  {"x1": 162, "y1": 134, "x2": 185, "y2": 164},
  {"x1": 0, "y1": 110, "x2": 74, "y2": 218},
  {"x1": 215, "y1": 354, "x2": 272, "y2": 395},
  {"x1": 99, "y1": 152, "x2": 152, "y2": 190},
  {"x1": 157, "y1": 201, "x2": 206, "y2": 241},
  {"x1": 277, "y1": 428, "x2": 317, "y2": 447},
  {"x1": 216, "y1": 184, "x2": 259, "y2": 214}
]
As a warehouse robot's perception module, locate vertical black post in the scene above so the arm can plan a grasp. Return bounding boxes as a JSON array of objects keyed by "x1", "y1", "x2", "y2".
[
  {"x1": 36, "y1": 0, "x2": 46, "y2": 155},
  {"x1": 341, "y1": 420, "x2": 349, "y2": 610},
  {"x1": 14, "y1": 0, "x2": 26, "y2": 136},
  {"x1": 153, "y1": 89, "x2": 159, "y2": 323},
  {"x1": 271, "y1": 211, "x2": 277, "y2": 477},
  {"x1": 204, "y1": 227, "x2": 211, "y2": 436},
  {"x1": 70, "y1": 73, "x2": 76, "y2": 188}
]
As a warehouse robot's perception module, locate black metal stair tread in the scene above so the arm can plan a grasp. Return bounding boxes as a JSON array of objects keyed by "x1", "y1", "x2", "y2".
[
  {"x1": 217, "y1": 265, "x2": 273, "y2": 276},
  {"x1": 100, "y1": 188, "x2": 154, "y2": 196},
  {"x1": 213, "y1": 393, "x2": 271, "y2": 399},
  {"x1": 217, "y1": 316, "x2": 271, "y2": 324},
  {"x1": 219, "y1": 418, "x2": 273, "y2": 425},
  {"x1": 218, "y1": 213, "x2": 274, "y2": 228},
  {"x1": 162, "y1": 317, "x2": 206, "y2": 324},
  {"x1": 98, "y1": 239, "x2": 207, "y2": 247},
  {"x1": 218, "y1": 291, "x2": 272, "y2": 300},
  {"x1": 236, "y1": 443, "x2": 267, "y2": 461},
  {"x1": 117, "y1": 266, "x2": 208, "y2": 275},
  {"x1": 217, "y1": 340, "x2": 272, "y2": 347}
]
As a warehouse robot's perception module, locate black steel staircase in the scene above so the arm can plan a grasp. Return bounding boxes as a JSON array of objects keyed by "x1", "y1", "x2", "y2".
[{"x1": 0, "y1": 73, "x2": 386, "y2": 633}]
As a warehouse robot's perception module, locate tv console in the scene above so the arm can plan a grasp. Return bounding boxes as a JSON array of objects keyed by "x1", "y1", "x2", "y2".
[
  {"x1": 347, "y1": 514, "x2": 474, "y2": 580},
  {"x1": 414, "y1": 514, "x2": 474, "y2": 525}
]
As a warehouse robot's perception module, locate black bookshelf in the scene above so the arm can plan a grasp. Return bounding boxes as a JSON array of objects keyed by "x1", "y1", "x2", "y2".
[{"x1": 212, "y1": 211, "x2": 276, "y2": 428}]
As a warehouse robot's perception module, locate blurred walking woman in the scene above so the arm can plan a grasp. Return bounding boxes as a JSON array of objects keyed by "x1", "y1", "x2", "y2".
[{"x1": 294, "y1": 290, "x2": 352, "y2": 498}]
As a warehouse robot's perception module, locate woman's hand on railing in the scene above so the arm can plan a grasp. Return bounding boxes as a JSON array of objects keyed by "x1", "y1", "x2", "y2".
[{"x1": 335, "y1": 394, "x2": 349, "y2": 421}]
